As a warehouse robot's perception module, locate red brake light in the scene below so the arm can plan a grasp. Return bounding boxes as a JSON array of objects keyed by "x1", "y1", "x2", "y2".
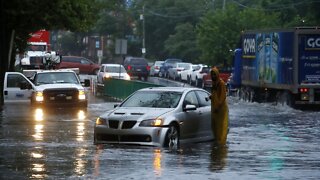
[
  {"x1": 300, "y1": 88, "x2": 308, "y2": 93},
  {"x1": 147, "y1": 65, "x2": 150, "y2": 71},
  {"x1": 128, "y1": 65, "x2": 132, "y2": 70}
]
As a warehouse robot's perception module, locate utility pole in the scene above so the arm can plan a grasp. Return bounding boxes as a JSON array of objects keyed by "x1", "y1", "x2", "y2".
[
  {"x1": 223, "y1": 0, "x2": 226, "y2": 11},
  {"x1": 140, "y1": 5, "x2": 146, "y2": 57}
]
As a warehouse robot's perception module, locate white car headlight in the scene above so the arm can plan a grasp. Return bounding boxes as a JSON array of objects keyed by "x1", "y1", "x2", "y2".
[
  {"x1": 124, "y1": 74, "x2": 131, "y2": 80},
  {"x1": 139, "y1": 118, "x2": 163, "y2": 127},
  {"x1": 35, "y1": 92, "x2": 44, "y2": 102},
  {"x1": 78, "y1": 90, "x2": 86, "y2": 100},
  {"x1": 104, "y1": 73, "x2": 111, "y2": 79}
]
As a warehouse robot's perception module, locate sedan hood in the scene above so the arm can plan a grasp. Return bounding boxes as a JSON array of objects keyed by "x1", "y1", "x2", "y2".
[{"x1": 102, "y1": 107, "x2": 174, "y2": 121}]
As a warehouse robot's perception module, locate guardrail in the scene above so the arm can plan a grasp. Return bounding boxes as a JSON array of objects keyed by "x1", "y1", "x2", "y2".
[{"x1": 99, "y1": 78, "x2": 164, "y2": 100}]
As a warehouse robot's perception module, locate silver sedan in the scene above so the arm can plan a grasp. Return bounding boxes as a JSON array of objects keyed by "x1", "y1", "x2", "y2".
[{"x1": 94, "y1": 87, "x2": 213, "y2": 149}]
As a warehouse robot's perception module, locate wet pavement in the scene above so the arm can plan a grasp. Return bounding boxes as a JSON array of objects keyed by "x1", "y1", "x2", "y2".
[{"x1": 0, "y1": 93, "x2": 320, "y2": 179}]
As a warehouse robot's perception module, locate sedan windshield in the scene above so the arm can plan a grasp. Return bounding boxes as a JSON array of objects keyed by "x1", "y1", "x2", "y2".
[{"x1": 121, "y1": 91, "x2": 182, "y2": 108}]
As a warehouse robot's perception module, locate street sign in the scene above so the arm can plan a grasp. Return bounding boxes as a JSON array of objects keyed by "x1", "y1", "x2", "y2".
[{"x1": 115, "y1": 39, "x2": 127, "y2": 55}]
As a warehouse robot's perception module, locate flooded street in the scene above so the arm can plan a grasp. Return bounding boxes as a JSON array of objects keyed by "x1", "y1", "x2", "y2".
[{"x1": 0, "y1": 95, "x2": 319, "y2": 179}]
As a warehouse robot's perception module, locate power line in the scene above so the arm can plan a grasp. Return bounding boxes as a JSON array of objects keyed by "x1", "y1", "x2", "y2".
[{"x1": 230, "y1": 0, "x2": 320, "y2": 11}]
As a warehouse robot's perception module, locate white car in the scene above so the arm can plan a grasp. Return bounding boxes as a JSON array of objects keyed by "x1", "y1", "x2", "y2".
[
  {"x1": 167, "y1": 62, "x2": 192, "y2": 81},
  {"x1": 180, "y1": 64, "x2": 198, "y2": 82},
  {"x1": 97, "y1": 64, "x2": 130, "y2": 84},
  {"x1": 94, "y1": 87, "x2": 213, "y2": 148},
  {"x1": 190, "y1": 64, "x2": 210, "y2": 87},
  {"x1": 149, "y1": 61, "x2": 164, "y2": 76}
]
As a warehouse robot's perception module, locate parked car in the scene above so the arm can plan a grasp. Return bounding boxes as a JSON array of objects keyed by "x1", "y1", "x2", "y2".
[
  {"x1": 149, "y1": 61, "x2": 164, "y2": 76},
  {"x1": 94, "y1": 87, "x2": 212, "y2": 148},
  {"x1": 167, "y1": 62, "x2": 192, "y2": 81},
  {"x1": 159, "y1": 58, "x2": 183, "y2": 78},
  {"x1": 190, "y1": 64, "x2": 210, "y2": 87},
  {"x1": 202, "y1": 67, "x2": 232, "y2": 89},
  {"x1": 57, "y1": 56, "x2": 100, "y2": 75},
  {"x1": 123, "y1": 57, "x2": 150, "y2": 81},
  {"x1": 180, "y1": 64, "x2": 198, "y2": 82},
  {"x1": 97, "y1": 64, "x2": 130, "y2": 84}
]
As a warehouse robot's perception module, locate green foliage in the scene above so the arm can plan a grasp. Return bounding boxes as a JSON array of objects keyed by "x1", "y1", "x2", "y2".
[
  {"x1": 128, "y1": 0, "x2": 207, "y2": 60},
  {"x1": 164, "y1": 23, "x2": 200, "y2": 62},
  {"x1": 196, "y1": 4, "x2": 280, "y2": 66},
  {"x1": 3, "y1": 0, "x2": 99, "y2": 53}
]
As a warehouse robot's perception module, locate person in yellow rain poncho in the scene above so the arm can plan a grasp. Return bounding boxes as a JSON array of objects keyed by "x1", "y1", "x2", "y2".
[{"x1": 210, "y1": 67, "x2": 229, "y2": 146}]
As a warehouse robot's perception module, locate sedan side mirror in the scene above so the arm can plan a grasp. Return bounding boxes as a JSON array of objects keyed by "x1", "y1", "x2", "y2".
[{"x1": 183, "y1": 104, "x2": 197, "y2": 111}]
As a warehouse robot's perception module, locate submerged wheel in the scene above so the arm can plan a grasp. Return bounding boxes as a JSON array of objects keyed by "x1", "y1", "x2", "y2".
[{"x1": 164, "y1": 124, "x2": 180, "y2": 149}]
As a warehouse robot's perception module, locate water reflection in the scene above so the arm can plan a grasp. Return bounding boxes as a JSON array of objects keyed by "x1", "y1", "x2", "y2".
[
  {"x1": 33, "y1": 109, "x2": 45, "y2": 142},
  {"x1": 77, "y1": 122, "x2": 85, "y2": 142},
  {"x1": 74, "y1": 148, "x2": 87, "y2": 175},
  {"x1": 30, "y1": 147, "x2": 46, "y2": 179},
  {"x1": 153, "y1": 149, "x2": 162, "y2": 176},
  {"x1": 209, "y1": 144, "x2": 228, "y2": 172},
  {"x1": 34, "y1": 108, "x2": 44, "y2": 121},
  {"x1": 93, "y1": 145, "x2": 104, "y2": 177}
]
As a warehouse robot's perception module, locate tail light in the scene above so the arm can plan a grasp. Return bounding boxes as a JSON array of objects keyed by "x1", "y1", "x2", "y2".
[
  {"x1": 155, "y1": 66, "x2": 159, "y2": 70},
  {"x1": 299, "y1": 88, "x2": 308, "y2": 93},
  {"x1": 127, "y1": 65, "x2": 132, "y2": 70},
  {"x1": 147, "y1": 65, "x2": 150, "y2": 71}
]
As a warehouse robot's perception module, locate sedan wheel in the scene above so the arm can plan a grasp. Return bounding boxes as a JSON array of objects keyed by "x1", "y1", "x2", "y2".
[{"x1": 164, "y1": 125, "x2": 179, "y2": 150}]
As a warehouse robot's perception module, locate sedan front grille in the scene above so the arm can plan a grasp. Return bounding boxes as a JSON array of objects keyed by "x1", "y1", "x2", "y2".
[
  {"x1": 108, "y1": 120, "x2": 137, "y2": 129},
  {"x1": 96, "y1": 134, "x2": 151, "y2": 143},
  {"x1": 122, "y1": 121, "x2": 136, "y2": 129},
  {"x1": 108, "y1": 120, "x2": 119, "y2": 129}
]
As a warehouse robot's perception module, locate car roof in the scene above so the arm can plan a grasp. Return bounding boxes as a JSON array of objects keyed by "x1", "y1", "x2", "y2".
[
  {"x1": 137, "y1": 86, "x2": 204, "y2": 93},
  {"x1": 101, "y1": 64, "x2": 124, "y2": 67}
]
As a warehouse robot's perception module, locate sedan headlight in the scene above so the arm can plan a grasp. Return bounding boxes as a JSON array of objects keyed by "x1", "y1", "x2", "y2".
[
  {"x1": 139, "y1": 118, "x2": 163, "y2": 127},
  {"x1": 78, "y1": 90, "x2": 86, "y2": 100},
  {"x1": 96, "y1": 117, "x2": 107, "y2": 125},
  {"x1": 35, "y1": 92, "x2": 44, "y2": 102},
  {"x1": 104, "y1": 73, "x2": 111, "y2": 79}
]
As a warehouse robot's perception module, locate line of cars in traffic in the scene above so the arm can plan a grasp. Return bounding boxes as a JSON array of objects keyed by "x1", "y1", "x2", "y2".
[{"x1": 149, "y1": 58, "x2": 231, "y2": 89}]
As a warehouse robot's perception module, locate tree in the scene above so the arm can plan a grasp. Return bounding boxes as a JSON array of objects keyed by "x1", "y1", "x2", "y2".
[
  {"x1": 129, "y1": 0, "x2": 208, "y2": 60},
  {"x1": 164, "y1": 23, "x2": 201, "y2": 62},
  {"x1": 196, "y1": 4, "x2": 280, "y2": 66},
  {"x1": 0, "y1": 0, "x2": 99, "y2": 105}
]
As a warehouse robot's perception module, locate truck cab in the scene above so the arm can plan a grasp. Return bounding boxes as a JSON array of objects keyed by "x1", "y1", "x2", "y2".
[{"x1": 3, "y1": 69, "x2": 90, "y2": 108}]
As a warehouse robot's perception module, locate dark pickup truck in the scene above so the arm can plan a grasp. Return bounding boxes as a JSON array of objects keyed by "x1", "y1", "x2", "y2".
[{"x1": 123, "y1": 57, "x2": 150, "y2": 81}]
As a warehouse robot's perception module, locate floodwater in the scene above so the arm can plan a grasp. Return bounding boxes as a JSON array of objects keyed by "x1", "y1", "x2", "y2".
[{"x1": 0, "y1": 95, "x2": 319, "y2": 179}]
